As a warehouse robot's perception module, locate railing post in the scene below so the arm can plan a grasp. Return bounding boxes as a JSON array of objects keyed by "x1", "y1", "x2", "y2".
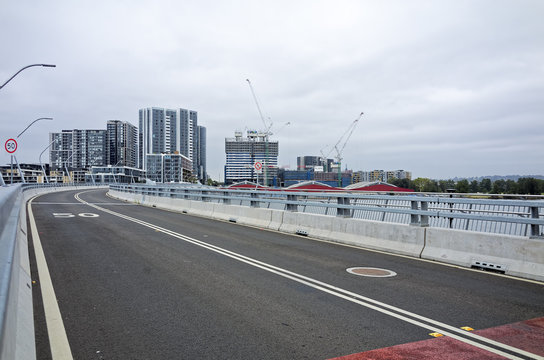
[
  {"x1": 250, "y1": 192, "x2": 259, "y2": 208},
  {"x1": 223, "y1": 191, "x2": 231, "y2": 205},
  {"x1": 410, "y1": 200, "x2": 419, "y2": 225},
  {"x1": 286, "y1": 194, "x2": 298, "y2": 212},
  {"x1": 337, "y1": 197, "x2": 352, "y2": 218},
  {"x1": 530, "y1": 206, "x2": 542, "y2": 238},
  {"x1": 420, "y1": 200, "x2": 429, "y2": 227},
  {"x1": 184, "y1": 189, "x2": 189, "y2": 199},
  {"x1": 202, "y1": 190, "x2": 209, "y2": 202}
]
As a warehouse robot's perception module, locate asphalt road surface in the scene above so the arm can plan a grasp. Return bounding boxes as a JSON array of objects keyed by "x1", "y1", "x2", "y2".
[{"x1": 27, "y1": 189, "x2": 544, "y2": 359}]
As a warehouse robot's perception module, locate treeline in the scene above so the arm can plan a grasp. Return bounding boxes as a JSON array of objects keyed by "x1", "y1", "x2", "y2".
[{"x1": 388, "y1": 177, "x2": 544, "y2": 195}]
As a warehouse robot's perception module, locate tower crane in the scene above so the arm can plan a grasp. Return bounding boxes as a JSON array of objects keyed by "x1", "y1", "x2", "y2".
[
  {"x1": 246, "y1": 79, "x2": 271, "y2": 186},
  {"x1": 246, "y1": 79, "x2": 272, "y2": 137},
  {"x1": 328, "y1": 112, "x2": 363, "y2": 187},
  {"x1": 246, "y1": 79, "x2": 290, "y2": 187}
]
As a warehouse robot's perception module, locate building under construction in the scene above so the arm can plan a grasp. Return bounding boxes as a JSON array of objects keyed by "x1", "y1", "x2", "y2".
[{"x1": 224, "y1": 130, "x2": 278, "y2": 186}]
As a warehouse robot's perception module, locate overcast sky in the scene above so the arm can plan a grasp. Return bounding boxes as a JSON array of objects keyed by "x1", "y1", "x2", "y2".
[{"x1": 1, "y1": 0, "x2": 543, "y2": 181}]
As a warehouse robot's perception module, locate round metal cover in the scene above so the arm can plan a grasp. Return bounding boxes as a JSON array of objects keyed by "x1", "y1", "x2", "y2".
[{"x1": 346, "y1": 267, "x2": 397, "y2": 278}]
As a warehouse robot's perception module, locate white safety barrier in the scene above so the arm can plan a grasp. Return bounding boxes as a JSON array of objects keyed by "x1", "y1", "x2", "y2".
[
  {"x1": 0, "y1": 185, "x2": 106, "y2": 360},
  {"x1": 422, "y1": 228, "x2": 544, "y2": 280}
]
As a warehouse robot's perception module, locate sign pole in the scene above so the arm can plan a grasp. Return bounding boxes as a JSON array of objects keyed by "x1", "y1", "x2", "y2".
[{"x1": 5, "y1": 138, "x2": 18, "y2": 184}]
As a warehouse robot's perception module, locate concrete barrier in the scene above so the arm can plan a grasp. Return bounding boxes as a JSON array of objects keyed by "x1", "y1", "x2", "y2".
[
  {"x1": 108, "y1": 190, "x2": 544, "y2": 281},
  {"x1": 331, "y1": 217, "x2": 426, "y2": 258},
  {"x1": 1, "y1": 185, "x2": 104, "y2": 360},
  {"x1": 422, "y1": 228, "x2": 544, "y2": 281},
  {"x1": 280, "y1": 212, "x2": 334, "y2": 239}
]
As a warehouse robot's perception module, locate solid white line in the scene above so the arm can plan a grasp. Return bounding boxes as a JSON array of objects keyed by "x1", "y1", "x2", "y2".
[
  {"x1": 75, "y1": 191, "x2": 542, "y2": 360},
  {"x1": 32, "y1": 202, "x2": 135, "y2": 206},
  {"x1": 28, "y1": 196, "x2": 74, "y2": 360}
]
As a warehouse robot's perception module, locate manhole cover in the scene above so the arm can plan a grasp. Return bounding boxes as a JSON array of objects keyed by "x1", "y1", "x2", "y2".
[{"x1": 346, "y1": 267, "x2": 397, "y2": 278}]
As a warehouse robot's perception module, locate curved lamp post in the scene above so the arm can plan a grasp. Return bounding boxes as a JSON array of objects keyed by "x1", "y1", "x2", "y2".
[
  {"x1": 39, "y1": 139, "x2": 57, "y2": 183},
  {"x1": 18, "y1": 117, "x2": 53, "y2": 138},
  {"x1": 0, "y1": 64, "x2": 56, "y2": 91}
]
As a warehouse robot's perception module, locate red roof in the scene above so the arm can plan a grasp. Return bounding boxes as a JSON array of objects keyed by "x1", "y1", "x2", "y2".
[
  {"x1": 226, "y1": 181, "x2": 269, "y2": 189},
  {"x1": 286, "y1": 181, "x2": 343, "y2": 192},
  {"x1": 349, "y1": 184, "x2": 414, "y2": 192}
]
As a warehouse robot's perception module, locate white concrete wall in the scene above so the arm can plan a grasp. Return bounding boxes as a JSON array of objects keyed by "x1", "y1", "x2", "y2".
[
  {"x1": 2, "y1": 185, "x2": 102, "y2": 360},
  {"x1": 422, "y1": 227, "x2": 544, "y2": 281}
]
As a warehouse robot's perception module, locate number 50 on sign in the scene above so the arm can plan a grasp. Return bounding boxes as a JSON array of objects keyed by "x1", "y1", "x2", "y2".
[{"x1": 5, "y1": 139, "x2": 17, "y2": 154}]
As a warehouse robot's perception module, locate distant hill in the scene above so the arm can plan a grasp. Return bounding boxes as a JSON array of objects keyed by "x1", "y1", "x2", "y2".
[{"x1": 451, "y1": 175, "x2": 544, "y2": 182}]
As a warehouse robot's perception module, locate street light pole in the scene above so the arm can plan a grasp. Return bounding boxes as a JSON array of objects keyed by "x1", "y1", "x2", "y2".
[
  {"x1": 0, "y1": 64, "x2": 56, "y2": 90},
  {"x1": 39, "y1": 139, "x2": 56, "y2": 183},
  {"x1": 17, "y1": 117, "x2": 53, "y2": 138}
]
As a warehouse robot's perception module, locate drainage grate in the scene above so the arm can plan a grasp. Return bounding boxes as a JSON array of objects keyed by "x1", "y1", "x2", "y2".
[
  {"x1": 471, "y1": 260, "x2": 507, "y2": 274},
  {"x1": 295, "y1": 229, "x2": 308, "y2": 236}
]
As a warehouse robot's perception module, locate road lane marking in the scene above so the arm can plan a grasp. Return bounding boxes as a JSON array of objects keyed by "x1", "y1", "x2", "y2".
[
  {"x1": 28, "y1": 196, "x2": 74, "y2": 360},
  {"x1": 103, "y1": 190, "x2": 544, "y2": 286},
  {"x1": 75, "y1": 191, "x2": 542, "y2": 360},
  {"x1": 33, "y1": 202, "x2": 136, "y2": 205}
]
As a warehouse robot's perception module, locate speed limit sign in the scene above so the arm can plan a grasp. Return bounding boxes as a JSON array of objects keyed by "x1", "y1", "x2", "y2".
[{"x1": 5, "y1": 139, "x2": 17, "y2": 154}]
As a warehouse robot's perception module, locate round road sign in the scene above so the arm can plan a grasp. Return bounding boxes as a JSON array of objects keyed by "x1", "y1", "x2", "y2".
[
  {"x1": 5, "y1": 139, "x2": 17, "y2": 154},
  {"x1": 254, "y1": 161, "x2": 263, "y2": 171}
]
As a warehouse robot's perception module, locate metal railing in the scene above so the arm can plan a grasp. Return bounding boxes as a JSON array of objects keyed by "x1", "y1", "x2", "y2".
[{"x1": 110, "y1": 184, "x2": 544, "y2": 238}]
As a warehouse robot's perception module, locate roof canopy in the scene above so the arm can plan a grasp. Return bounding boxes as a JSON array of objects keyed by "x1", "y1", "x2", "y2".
[
  {"x1": 345, "y1": 181, "x2": 414, "y2": 192},
  {"x1": 285, "y1": 181, "x2": 342, "y2": 191},
  {"x1": 226, "y1": 181, "x2": 269, "y2": 189}
]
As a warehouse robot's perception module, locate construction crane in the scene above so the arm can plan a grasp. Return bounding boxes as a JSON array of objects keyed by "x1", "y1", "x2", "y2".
[
  {"x1": 328, "y1": 112, "x2": 364, "y2": 187},
  {"x1": 246, "y1": 79, "x2": 290, "y2": 187},
  {"x1": 246, "y1": 79, "x2": 272, "y2": 136}
]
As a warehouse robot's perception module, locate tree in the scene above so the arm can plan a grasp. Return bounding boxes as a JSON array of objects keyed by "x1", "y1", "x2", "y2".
[
  {"x1": 455, "y1": 179, "x2": 470, "y2": 193},
  {"x1": 412, "y1": 177, "x2": 438, "y2": 192},
  {"x1": 438, "y1": 179, "x2": 455, "y2": 192},
  {"x1": 491, "y1": 179, "x2": 506, "y2": 194},
  {"x1": 479, "y1": 178, "x2": 492, "y2": 193},
  {"x1": 517, "y1": 177, "x2": 542, "y2": 195},
  {"x1": 469, "y1": 180, "x2": 479, "y2": 193},
  {"x1": 505, "y1": 180, "x2": 518, "y2": 194}
]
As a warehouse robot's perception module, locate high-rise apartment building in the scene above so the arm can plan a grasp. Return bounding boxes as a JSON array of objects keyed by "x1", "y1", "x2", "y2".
[
  {"x1": 49, "y1": 130, "x2": 73, "y2": 171},
  {"x1": 106, "y1": 120, "x2": 138, "y2": 167},
  {"x1": 197, "y1": 125, "x2": 207, "y2": 182},
  {"x1": 139, "y1": 107, "x2": 206, "y2": 182},
  {"x1": 224, "y1": 130, "x2": 278, "y2": 185},
  {"x1": 49, "y1": 129, "x2": 106, "y2": 170}
]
